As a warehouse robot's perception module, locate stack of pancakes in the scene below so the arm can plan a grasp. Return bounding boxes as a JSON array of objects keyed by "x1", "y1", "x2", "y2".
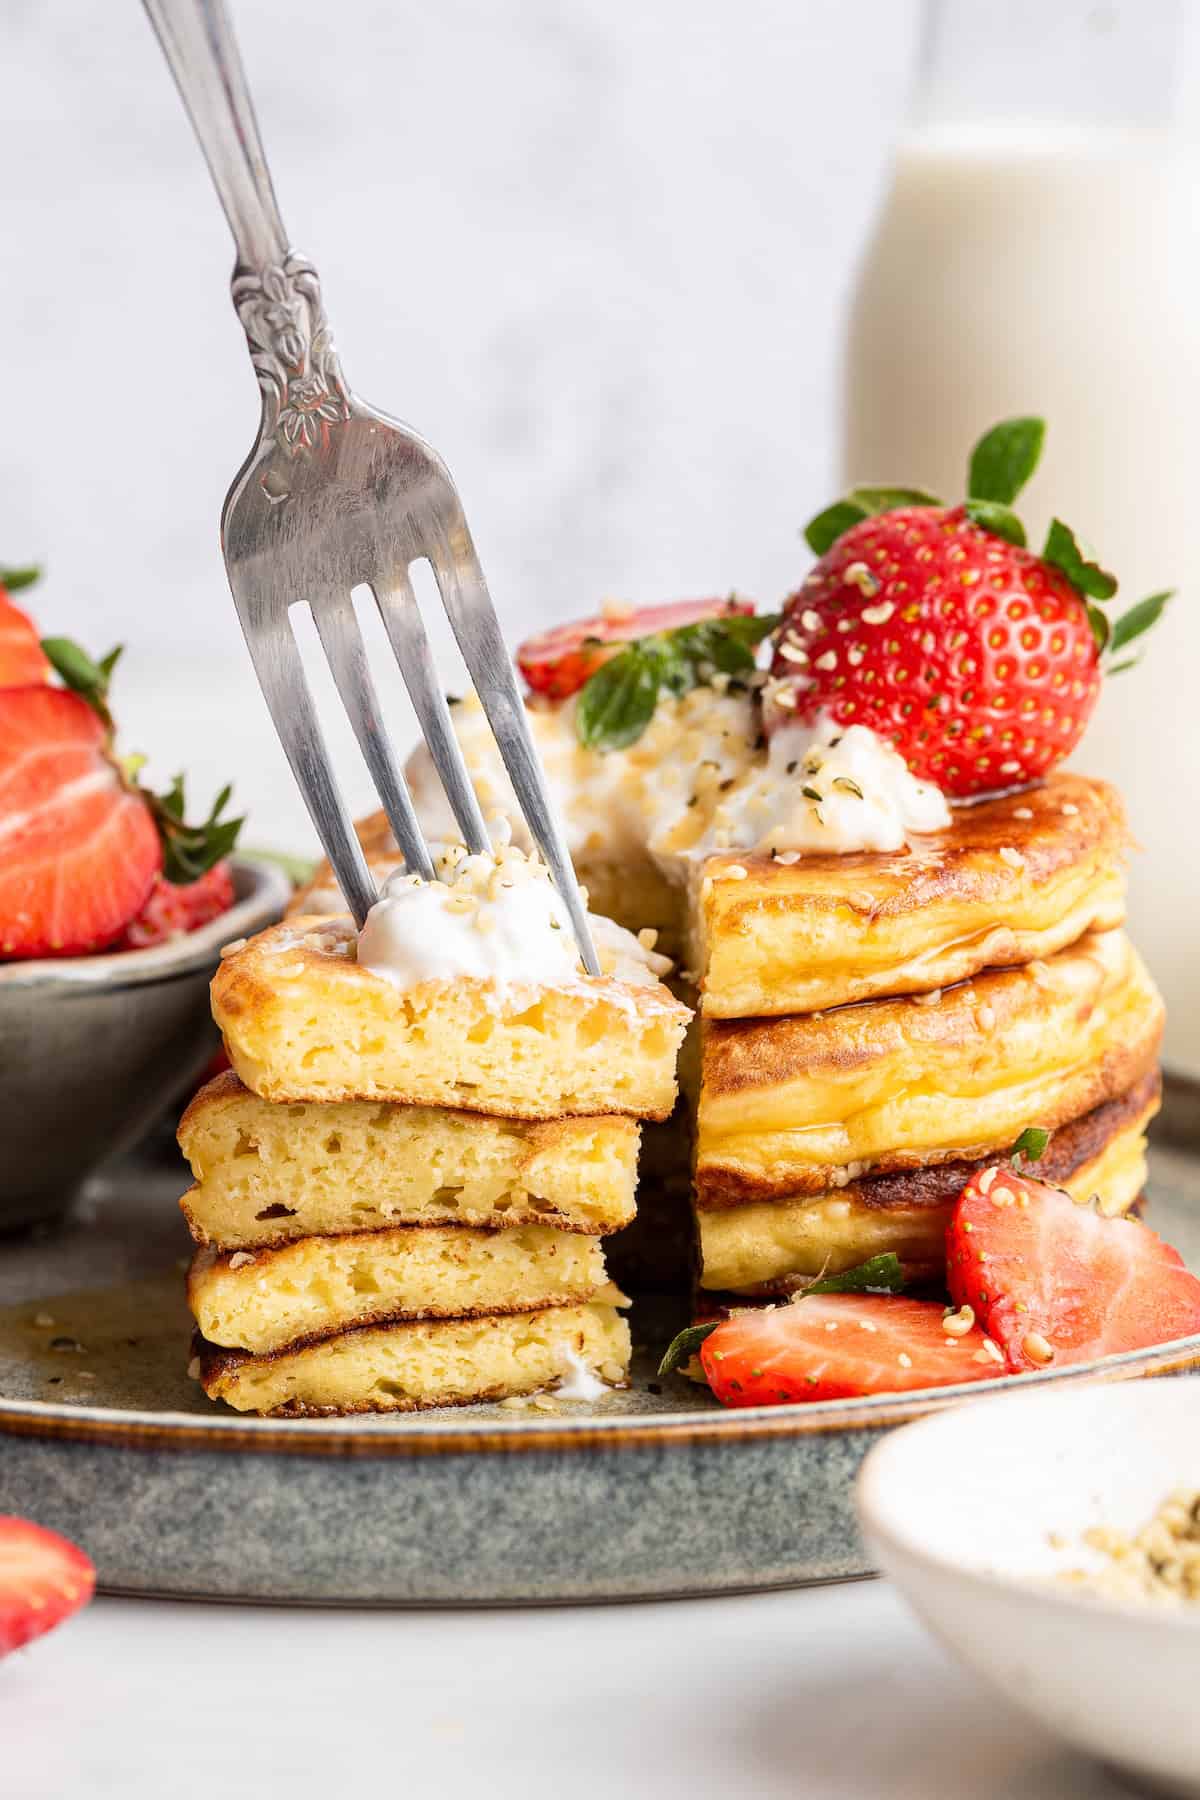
[
  {"x1": 181, "y1": 916, "x2": 689, "y2": 1415},
  {"x1": 688, "y1": 773, "x2": 1163, "y2": 1297},
  {"x1": 290, "y1": 766, "x2": 1163, "y2": 1316}
]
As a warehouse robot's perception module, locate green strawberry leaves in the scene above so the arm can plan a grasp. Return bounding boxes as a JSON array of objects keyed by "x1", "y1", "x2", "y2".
[
  {"x1": 963, "y1": 499, "x2": 1026, "y2": 547},
  {"x1": 576, "y1": 606, "x2": 778, "y2": 750},
  {"x1": 1106, "y1": 589, "x2": 1174, "y2": 674},
  {"x1": 40, "y1": 633, "x2": 244, "y2": 883},
  {"x1": 1, "y1": 564, "x2": 42, "y2": 593},
  {"x1": 1011, "y1": 1125, "x2": 1050, "y2": 1166},
  {"x1": 967, "y1": 417, "x2": 1045, "y2": 506},
  {"x1": 41, "y1": 637, "x2": 123, "y2": 731},
  {"x1": 656, "y1": 1253, "x2": 907, "y2": 1376},
  {"x1": 805, "y1": 487, "x2": 940, "y2": 555},
  {"x1": 1041, "y1": 519, "x2": 1118, "y2": 601},
  {"x1": 1037, "y1": 519, "x2": 1163, "y2": 668},
  {"x1": 149, "y1": 776, "x2": 244, "y2": 885},
  {"x1": 800, "y1": 418, "x2": 1171, "y2": 675},
  {"x1": 656, "y1": 1322, "x2": 721, "y2": 1377},
  {"x1": 800, "y1": 1251, "x2": 906, "y2": 1296},
  {"x1": 963, "y1": 417, "x2": 1045, "y2": 549},
  {"x1": 575, "y1": 649, "x2": 662, "y2": 750}
]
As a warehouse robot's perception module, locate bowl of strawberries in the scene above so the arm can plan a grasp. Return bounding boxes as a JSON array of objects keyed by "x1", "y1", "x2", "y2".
[{"x1": 0, "y1": 570, "x2": 292, "y2": 1231}]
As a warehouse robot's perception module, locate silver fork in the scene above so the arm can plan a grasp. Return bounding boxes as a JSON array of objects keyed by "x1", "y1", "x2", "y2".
[{"x1": 143, "y1": 0, "x2": 599, "y2": 974}]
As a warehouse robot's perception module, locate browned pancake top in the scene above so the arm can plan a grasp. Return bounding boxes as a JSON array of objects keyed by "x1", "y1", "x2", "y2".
[{"x1": 700, "y1": 771, "x2": 1126, "y2": 920}]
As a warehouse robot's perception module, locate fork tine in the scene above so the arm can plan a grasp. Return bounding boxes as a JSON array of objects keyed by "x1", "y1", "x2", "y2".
[
  {"x1": 369, "y1": 569, "x2": 490, "y2": 856},
  {"x1": 423, "y1": 526, "x2": 602, "y2": 978},
  {"x1": 310, "y1": 594, "x2": 437, "y2": 883},
  {"x1": 242, "y1": 616, "x2": 379, "y2": 928}
]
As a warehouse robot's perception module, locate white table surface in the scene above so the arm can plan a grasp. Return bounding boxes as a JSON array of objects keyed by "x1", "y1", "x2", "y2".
[{"x1": 5, "y1": 1578, "x2": 1124, "y2": 1799}]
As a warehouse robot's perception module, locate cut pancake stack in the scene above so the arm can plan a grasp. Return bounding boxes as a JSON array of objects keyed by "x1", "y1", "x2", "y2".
[
  {"x1": 183, "y1": 914, "x2": 690, "y2": 1415},
  {"x1": 687, "y1": 772, "x2": 1165, "y2": 1299},
  {"x1": 283, "y1": 767, "x2": 1165, "y2": 1324}
]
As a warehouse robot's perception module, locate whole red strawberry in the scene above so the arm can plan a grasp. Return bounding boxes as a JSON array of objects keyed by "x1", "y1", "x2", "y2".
[{"x1": 769, "y1": 420, "x2": 1171, "y2": 797}]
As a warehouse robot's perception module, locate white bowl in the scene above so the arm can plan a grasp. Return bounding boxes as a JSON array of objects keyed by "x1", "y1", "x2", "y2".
[{"x1": 857, "y1": 1377, "x2": 1200, "y2": 1798}]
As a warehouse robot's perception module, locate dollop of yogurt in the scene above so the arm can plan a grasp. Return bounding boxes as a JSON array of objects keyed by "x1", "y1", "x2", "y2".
[
  {"x1": 357, "y1": 840, "x2": 672, "y2": 994},
  {"x1": 698, "y1": 713, "x2": 951, "y2": 856},
  {"x1": 400, "y1": 686, "x2": 950, "y2": 872}
]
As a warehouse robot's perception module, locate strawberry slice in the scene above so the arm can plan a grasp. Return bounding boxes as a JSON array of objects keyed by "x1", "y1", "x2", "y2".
[
  {"x1": 0, "y1": 1517, "x2": 95, "y2": 1656},
  {"x1": 516, "y1": 598, "x2": 754, "y2": 699},
  {"x1": 116, "y1": 861, "x2": 236, "y2": 949},
  {"x1": 947, "y1": 1167, "x2": 1200, "y2": 1372},
  {"x1": 0, "y1": 593, "x2": 51, "y2": 688},
  {"x1": 0, "y1": 687, "x2": 161, "y2": 957},
  {"x1": 698, "y1": 1294, "x2": 999, "y2": 1407}
]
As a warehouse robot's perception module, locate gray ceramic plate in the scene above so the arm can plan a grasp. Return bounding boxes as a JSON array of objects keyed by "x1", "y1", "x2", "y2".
[{"x1": 2, "y1": 1082, "x2": 1198, "y2": 1607}]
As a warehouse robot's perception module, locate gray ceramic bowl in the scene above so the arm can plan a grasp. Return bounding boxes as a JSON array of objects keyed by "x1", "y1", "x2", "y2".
[{"x1": 0, "y1": 858, "x2": 292, "y2": 1232}]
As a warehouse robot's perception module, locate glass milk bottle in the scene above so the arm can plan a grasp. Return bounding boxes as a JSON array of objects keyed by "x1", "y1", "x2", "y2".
[{"x1": 843, "y1": 0, "x2": 1200, "y2": 1076}]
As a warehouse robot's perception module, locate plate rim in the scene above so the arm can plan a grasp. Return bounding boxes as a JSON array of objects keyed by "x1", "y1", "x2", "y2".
[{"x1": 2, "y1": 1332, "x2": 1197, "y2": 1458}]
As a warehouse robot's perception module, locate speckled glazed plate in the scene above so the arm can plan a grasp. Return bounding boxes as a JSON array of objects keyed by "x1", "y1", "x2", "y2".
[{"x1": 2, "y1": 1082, "x2": 1199, "y2": 1607}]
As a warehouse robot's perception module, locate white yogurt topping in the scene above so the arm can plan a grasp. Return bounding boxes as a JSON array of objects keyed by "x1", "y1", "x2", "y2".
[
  {"x1": 698, "y1": 714, "x2": 951, "y2": 855},
  {"x1": 404, "y1": 689, "x2": 949, "y2": 867},
  {"x1": 357, "y1": 840, "x2": 672, "y2": 995},
  {"x1": 553, "y1": 1350, "x2": 613, "y2": 1402}
]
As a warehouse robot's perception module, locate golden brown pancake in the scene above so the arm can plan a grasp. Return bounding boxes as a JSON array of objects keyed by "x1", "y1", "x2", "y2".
[
  {"x1": 695, "y1": 929, "x2": 1163, "y2": 1200},
  {"x1": 194, "y1": 1299, "x2": 631, "y2": 1416},
  {"x1": 697, "y1": 1072, "x2": 1161, "y2": 1291},
  {"x1": 188, "y1": 1223, "x2": 610, "y2": 1355},
  {"x1": 212, "y1": 916, "x2": 690, "y2": 1120},
  {"x1": 179, "y1": 1071, "x2": 639, "y2": 1248},
  {"x1": 694, "y1": 773, "x2": 1127, "y2": 1017},
  {"x1": 340, "y1": 774, "x2": 1125, "y2": 1021}
]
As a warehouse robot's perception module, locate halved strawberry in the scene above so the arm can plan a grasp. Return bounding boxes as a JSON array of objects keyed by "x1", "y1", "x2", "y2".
[
  {"x1": 947, "y1": 1167, "x2": 1200, "y2": 1372},
  {"x1": 116, "y1": 861, "x2": 236, "y2": 950},
  {"x1": 698, "y1": 1294, "x2": 999, "y2": 1407},
  {"x1": 0, "y1": 593, "x2": 51, "y2": 687},
  {"x1": 0, "y1": 1517, "x2": 95, "y2": 1656},
  {"x1": 517, "y1": 598, "x2": 754, "y2": 699},
  {"x1": 0, "y1": 686, "x2": 162, "y2": 957}
]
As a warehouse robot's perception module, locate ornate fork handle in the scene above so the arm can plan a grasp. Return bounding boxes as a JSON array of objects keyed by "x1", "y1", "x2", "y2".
[
  {"x1": 144, "y1": 0, "x2": 348, "y2": 457},
  {"x1": 233, "y1": 256, "x2": 351, "y2": 456}
]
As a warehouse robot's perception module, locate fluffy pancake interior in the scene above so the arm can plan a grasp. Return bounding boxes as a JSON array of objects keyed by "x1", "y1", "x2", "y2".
[
  {"x1": 694, "y1": 773, "x2": 1128, "y2": 1017},
  {"x1": 196, "y1": 1300, "x2": 632, "y2": 1416},
  {"x1": 695, "y1": 930, "x2": 1163, "y2": 1196},
  {"x1": 179, "y1": 1073, "x2": 639, "y2": 1248},
  {"x1": 697, "y1": 1084, "x2": 1159, "y2": 1291},
  {"x1": 212, "y1": 918, "x2": 689, "y2": 1119},
  {"x1": 189, "y1": 1224, "x2": 611, "y2": 1355}
]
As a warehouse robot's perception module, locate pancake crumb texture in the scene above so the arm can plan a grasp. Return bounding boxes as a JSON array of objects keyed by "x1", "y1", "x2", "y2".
[
  {"x1": 212, "y1": 918, "x2": 690, "y2": 1120},
  {"x1": 196, "y1": 1301, "x2": 632, "y2": 1416},
  {"x1": 179, "y1": 1073, "x2": 639, "y2": 1248},
  {"x1": 189, "y1": 1224, "x2": 611, "y2": 1355}
]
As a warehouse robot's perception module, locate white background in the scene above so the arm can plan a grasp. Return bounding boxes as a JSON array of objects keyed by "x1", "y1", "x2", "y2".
[{"x1": 0, "y1": 0, "x2": 917, "y2": 847}]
